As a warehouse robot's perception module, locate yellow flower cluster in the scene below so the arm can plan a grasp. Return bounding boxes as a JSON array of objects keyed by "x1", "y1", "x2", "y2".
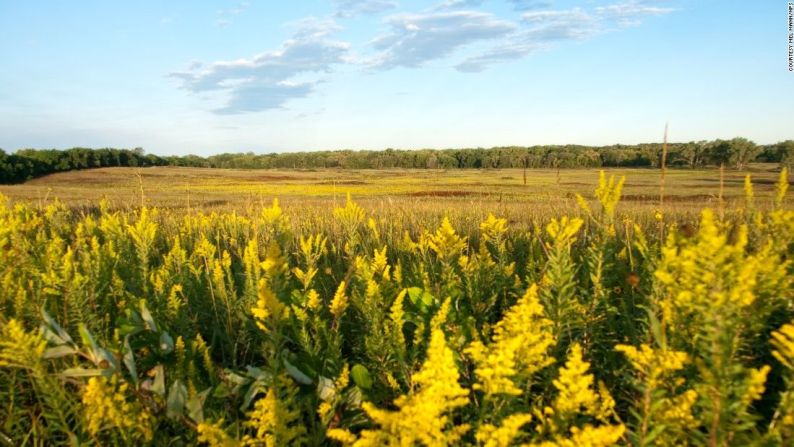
[
  {"x1": 533, "y1": 424, "x2": 626, "y2": 447},
  {"x1": 546, "y1": 216, "x2": 584, "y2": 247},
  {"x1": 772, "y1": 320, "x2": 794, "y2": 371},
  {"x1": 615, "y1": 343, "x2": 688, "y2": 388},
  {"x1": 334, "y1": 193, "x2": 366, "y2": 228},
  {"x1": 742, "y1": 365, "x2": 771, "y2": 407},
  {"x1": 330, "y1": 280, "x2": 349, "y2": 319},
  {"x1": 475, "y1": 413, "x2": 533, "y2": 447},
  {"x1": 594, "y1": 171, "x2": 625, "y2": 221},
  {"x1": 427, "y1": 217, "x2": 467, "y2": 260},
  {"x1": 480, "y1": 213, "x2": 508, "y2": 244},
  {"x1": 658, "y1": 389, "x2": 699, "y2": 429},
  {"x1": 81, "y1": 376, "x2": 153, "y2": 441},
  {"x1": 0, "y1": 319, "x2": 46, "y2": 368},
  {"x1": 251, "y1": 278, "x2": 286, "y2": 333},
  {"x1": 654, "y1": 209, "x2": 757, "y2": 325},
  {"x1": 246, "y1": 377, "x2": 307, "y2": 447},
  {"x1": 466, "y1": 284, "x2": 555, "y2": 396},
  {"x1": 552, "y1": 343, "x2": 601, "y2": 417},
  {"x1": 329, "y1": 327, "x2": 469, "y2": 446},
  {"x1": 197, "y1": 419, "x2": 240, "y2": 447}
]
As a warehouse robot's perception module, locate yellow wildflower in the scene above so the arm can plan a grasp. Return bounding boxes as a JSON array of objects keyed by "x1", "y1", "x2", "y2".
[
  {"x1": 480, "y1": 213, "x2": 508, "y2": 243},
  {"x1": 336, "y1": 363, "x2": 350, "y2": 390},
  {"x1": 546, "y1": 216, "x2": 584, "y2": 247},
  {"x1": 427, "y1": 217, "x2": 467, "y2": 260},
  {"x1": 466, "y1": 284, "x2": 555, "y2": 396},
  {"x1": 348, "y1": 327, "x2": 470, "y2": 446},
  {"x1": 541, "y1": 423, "x2": 626, "y2": 447},
  {"x1": 771, "y1": 320, "x2": 794, "y2": 370},
  {"x1": 262, "y1": 198, "x2": 286, "y2": 227},
  {"x1": 334, "y1": 193, "x2": 366, "y2": 228},
  {"x1": 659, "y1": 389, "x2": 699, "y2": 430},
  {"x1": 197, "y1": 420, "x2": 240, "y2": 447},
  {"x1": 306, "y1": 289, "x2": 322, "y2": 310},
  {"x1": 247, "y1": 377, "x2": 307, "y2": 447},
  {"x1": 0, "y1": 319, "x2": 46, "y2": 368},
  {"x1": 475, "y1": 413, "x2": 533, "y2": 447},
  {"x1": 742, "y1": 365, "x2": 771, "y2": 406},
  {"x1": 330, "y1": 280, "x2": 348, "y2": 319},
  {"x1": 82, "y1": 376, "x2": 153, "y2": 441},
  {"x1": 594, "y1": 171, "x2": 625, "y2": 220},
  {"x1": 252, "y1": 279, "x2": 285, "y2": 333},
  {"x1": 553, "y1": 344, "x2": 603, "y2": 419},
  {"x1": 615, "y1": 344, "x2": 688, "y2": 388}
]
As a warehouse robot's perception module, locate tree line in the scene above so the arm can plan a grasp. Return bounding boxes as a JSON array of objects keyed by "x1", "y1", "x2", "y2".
[{"x1": 2, "y1": 138, "x2": 793, "y2": 184}]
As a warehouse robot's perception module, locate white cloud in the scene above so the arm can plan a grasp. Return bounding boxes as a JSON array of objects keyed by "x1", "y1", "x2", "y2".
[
  {"x1": 215, "y1": 1, "x2": 251, "y2": 28},
  {"x1": 369, "y1": 11, "x2": 515, "y2": 69},
  {"x1": 438, "y1": 0, "x2": 551, "y2": 10},
  {"x1": 457, "y1": 1, "x2": 673, "y2": 71},
  {"x1": 508, "y1": 0, "x2": 553, "y2": 11},
  {"x1": 171, "y1": 19, "x2": 349, "y2": 114},
  {"x1": 595, "y1": 0, "x2": 675, "y2": 27},
  {"x1": 335, "y1": 0, "x2": 398, "y2": 18}
]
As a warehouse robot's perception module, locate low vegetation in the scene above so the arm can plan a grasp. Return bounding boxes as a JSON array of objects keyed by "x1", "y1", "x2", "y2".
[
  {"x1": 1, "y1": 168, "x2": 793, "y2": 445},
  {"x1": 2, "y1": 138, "x2": 793, "y2": 183}
]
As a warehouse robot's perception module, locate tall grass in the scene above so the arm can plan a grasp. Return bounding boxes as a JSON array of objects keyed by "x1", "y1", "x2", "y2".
[{"x1": 0, "y1": 170, "x2": 792, "y2": 446}]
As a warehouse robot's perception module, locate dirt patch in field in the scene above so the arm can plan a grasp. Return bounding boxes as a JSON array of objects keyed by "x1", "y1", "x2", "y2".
[
  {"x1": 317, "y1": 180, "x2": 367, "y2": 185},
  {"x1": 240, "y1": 175, "x2": 296, "y2": 182},
  {"x1": 407, "y1": 191, "x2": 489, "y2": 197},
  {"x1": 201, "y1": 199, "x2": 229, "y2": 207},
  {"x1": 622, "y1": 194, "x2": 717, "y2": 202}
]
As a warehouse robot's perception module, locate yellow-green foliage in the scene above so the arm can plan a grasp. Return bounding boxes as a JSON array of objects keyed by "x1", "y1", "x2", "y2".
[{"x1": 0, "y1": 169, "x2": 792, "y2": 446}]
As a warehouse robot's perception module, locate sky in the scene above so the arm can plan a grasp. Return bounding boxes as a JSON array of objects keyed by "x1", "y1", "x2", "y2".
[{"x1": 0, "y1": 1, "x2": 790, "y2": 155}]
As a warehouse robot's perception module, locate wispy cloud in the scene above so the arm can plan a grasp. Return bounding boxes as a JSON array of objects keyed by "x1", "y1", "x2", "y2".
[
  {"x1": 369, "y1": 10, "x2": 515, "y2": 69},
  {"x1": 215, "y1": 1, "x2": 251, "y2": 28},
  {"x1": 437, "y1": 0, "x2": 485, "y2": 9},
  {"x1": 438, "y1": 0, "x2": 551, "y2": 10},
  {"x1": 595, "y1": 0, "x2": 675, "y2": 27},
  {"x1": 508, "y1": 0, "x2": 553, "y2": 11},
  {"x1": 172, "y1": 1, "x2": 676, "y2": 113},
  {"x1": 335, "y1": 0, "x2": 398, "y2": 18},
  {"x1": 171, "y1": 18, "x2": 349, "y2": 114},
  {"x1": 457, "y1": 0, "x2": 674, "y2": 71}
]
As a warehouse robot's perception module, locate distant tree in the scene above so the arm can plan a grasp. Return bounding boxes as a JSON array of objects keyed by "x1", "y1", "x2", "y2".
[
  {"x1": 778, "y1": 140, "x2": 794, "y2": 169},
  {"x1": 728, "y1": 138, "x2": 759, "y2": 170}
]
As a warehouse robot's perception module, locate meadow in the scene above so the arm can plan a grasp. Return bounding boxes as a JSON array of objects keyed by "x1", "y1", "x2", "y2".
[{"x1": 1, "y1": 165, "x2": 793, "y2": 446}]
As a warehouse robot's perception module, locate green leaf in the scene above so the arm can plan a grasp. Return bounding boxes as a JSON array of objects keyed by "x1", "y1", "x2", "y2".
[
  {"x1": 283, "y1": 357, "x2": 312, "y2": 385},
  {"x1": 351, "y1": 364, "x2": 372, "y2": 390},
  {"x1": 317, "y1": 376, "x2": 336, "y2": 401},
  {"x1": 118, "y1": 309, "x2": 144, "y2": 337},
  {"x1": 78, "y1": 324, "x2": 100, "y2": 361},
  {"x1": 43, "y1": 345, "x2": 77, "y2": 359},
  {"x1": 151, "y1": 364, "x2": 166, "y2": 397},
  {"x1": 139, "y1": 300, "x2": 158, "y2": 333},
  {"x1": 123, "y1": 336, "x2": 138, "y2": 387},
  {"x1": 159, "y1": 332, "x2": 174, "y2": 354},
  {"x1": 167, "y1": 380, "x2": 187, "y2": 419},
  {"x1": 41, "y1": 307, "x2": 73, "y2": 345},
  {"x1": 60, "y1": 368, "x2": 106, "y2": 378},
  {"x1": 407, "y1": 287, "x2": 434, "y2": 311},
  {"x1": 186, "y1": 388, "x2": 211, "y2": 423}
]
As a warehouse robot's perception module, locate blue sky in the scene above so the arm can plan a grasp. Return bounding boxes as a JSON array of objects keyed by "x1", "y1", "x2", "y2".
[{"x1": 0, "y1": 1, "x2": 790, "y2": 155}]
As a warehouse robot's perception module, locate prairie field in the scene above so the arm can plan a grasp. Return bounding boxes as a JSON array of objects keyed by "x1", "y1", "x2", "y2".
[
  {"x1": 0, "y1": 164, "x2": 787, "y2": 212},
  {"x1": 1, "y1": 166, "x2": 794, "y2": 446}
]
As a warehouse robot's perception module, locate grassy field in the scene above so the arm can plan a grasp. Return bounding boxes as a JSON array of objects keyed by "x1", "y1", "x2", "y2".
[
  {"x1": 1, "y1": 165, "x2": 793, "y2": 446},
  {"x1": 0, "y1": 164, "x2": 787, "y2": 215}
]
